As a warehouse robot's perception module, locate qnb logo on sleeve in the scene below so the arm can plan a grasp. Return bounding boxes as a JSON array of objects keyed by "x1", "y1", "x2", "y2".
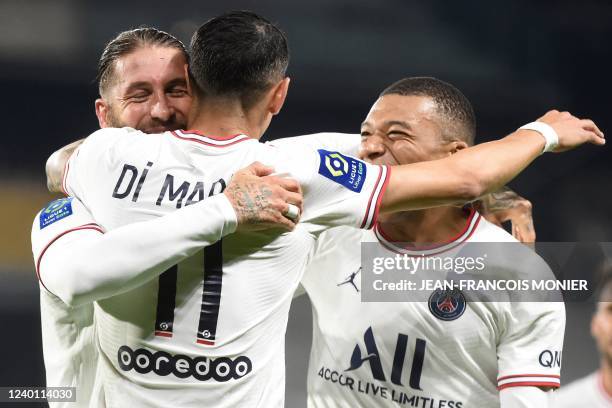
[
  {"x1": 317, "y1": 149, "x2": 367, "y2": 193},
  {"x1": 39, "y1": 197, "x2": 74, "y2": 229},
  {"x1": 538, "y1": 350, "x2": 562, "y2": 368},
  {"x1": 117, "y1": 345, "x2": 252, "y2": 382}
]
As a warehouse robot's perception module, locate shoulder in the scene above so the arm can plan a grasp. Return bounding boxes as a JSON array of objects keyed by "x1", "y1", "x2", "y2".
[
  {"x1": 266, "y1": 133, "x2": 359, "y2": 150},
  {"x1": 32, "y1": 197, "x2": 101, "y2": 255}
]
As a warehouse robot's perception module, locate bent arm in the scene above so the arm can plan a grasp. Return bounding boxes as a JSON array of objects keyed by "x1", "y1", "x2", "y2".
[
  {"x1": 381, "y1": 130, "x2": 545, "y2": 213},
  {"x1": 38, "y1": 194, "x2": 236, "y2": 306},
  {"x1": 46, "y1": 139, "x2": 83, "y2": 193},
  {"x1": 381, "y1": 110, "x2": 604, "y2": 213}
]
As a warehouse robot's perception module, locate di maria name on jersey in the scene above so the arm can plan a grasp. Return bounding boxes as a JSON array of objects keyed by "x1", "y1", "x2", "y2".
[{"x1": 61, "y1": 128, "x2": 389, "y2": 407}]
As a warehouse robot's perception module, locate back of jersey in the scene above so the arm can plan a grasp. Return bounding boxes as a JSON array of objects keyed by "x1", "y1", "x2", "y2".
[{"x1": 64, "y1": 128, "x2": 388, "y2": 407}]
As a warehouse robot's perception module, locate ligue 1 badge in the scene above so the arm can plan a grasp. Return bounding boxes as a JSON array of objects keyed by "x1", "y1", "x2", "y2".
[{"x1": 428, "y1": 288, "x2": 467, "y2": 321}]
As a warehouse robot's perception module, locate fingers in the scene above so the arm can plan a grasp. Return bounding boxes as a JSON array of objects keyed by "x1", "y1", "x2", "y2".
[
  {"x1": 512, "y1": 218, "x2": 536, "y2": 243},
  {"x1": 265, "y1": 176, "x2": 301, "y2": 193},
  {"x1": 580, "y1": 119, "x2": 605, "y2": 140},
  {"x1": 243, "y1": 161, "x2": 275, "y2": 177},
  {"x1": 264, "y1": 176, "x2": 304, "y2": 214}
]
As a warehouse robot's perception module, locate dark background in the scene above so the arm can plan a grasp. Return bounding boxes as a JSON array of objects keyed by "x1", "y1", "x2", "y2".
[{"x1": 0, "y1": 0, "x2": 609, "y2": 406}]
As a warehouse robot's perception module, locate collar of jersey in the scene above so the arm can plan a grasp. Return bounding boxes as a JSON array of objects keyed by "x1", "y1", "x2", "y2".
[
  {"x1": 179, "y1": 129, "x2": 249, "y2": 140},
  {"x1": 171, "y1": 130, "x2": 252, "y2": 147},
  {"x1": 374, "y1": 208, "x2": 481, "y2": 256}
]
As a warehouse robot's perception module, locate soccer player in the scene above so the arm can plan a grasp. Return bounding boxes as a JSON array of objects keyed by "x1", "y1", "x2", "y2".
[
  {"x1": 301, "y1": 77, "x2": 565, "y2": 407},
  {"x1": 53, "y1": 11, "x2": 603, "y2": 407},
  {"x1": 553, "y1": 266, "x2": 612, "y2": 407},
  {"x1": 33, "y1": 27, "x2": 302, "y2": 407}
]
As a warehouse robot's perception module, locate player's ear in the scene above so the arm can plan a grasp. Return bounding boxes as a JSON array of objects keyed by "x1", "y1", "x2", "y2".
[
  {"x1": 268, "y1": 77, "x2": 290, "y2": 116},
  {"x1": 449, "y1": 140, "x2": 468, "y2": 155},
  {"x1": 95, "y1": 98, "x2": 110, "y2": 128}
]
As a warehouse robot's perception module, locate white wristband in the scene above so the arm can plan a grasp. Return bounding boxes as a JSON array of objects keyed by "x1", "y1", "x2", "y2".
[{"x1": 519, "y1": 122, "x2": 559, "y2": 154}]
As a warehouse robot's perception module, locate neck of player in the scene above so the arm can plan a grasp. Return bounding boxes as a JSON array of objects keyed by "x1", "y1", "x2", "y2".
[
  {"x1": 376, "y1": 206, "x2": 472, "y2": 245},
  {"x1": 187, "y1": 94, "x2": 272, "y2": 140}
]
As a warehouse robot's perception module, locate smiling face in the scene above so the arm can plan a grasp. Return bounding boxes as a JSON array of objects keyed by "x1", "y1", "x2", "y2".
[
  {"x1": 95, "y1": 46, "x2": 191, "y2": 133},
  {"x1": 359, "y1": 94, "x2": 465, "y2": 166}
]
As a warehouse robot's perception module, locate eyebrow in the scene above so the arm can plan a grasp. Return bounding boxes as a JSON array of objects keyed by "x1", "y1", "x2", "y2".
[
  {"x1": 165, "y1": 77, "x2": 188, "y2": 89},
  {"x1": 383, "y1": 120, "x2": 411, "y2": 129},
  {"x1": 360, "y1": 120, "x2": 412, "y2": 130},
  {"x1": 124, "y1": 81, "x2": 152, "y2": 94}
]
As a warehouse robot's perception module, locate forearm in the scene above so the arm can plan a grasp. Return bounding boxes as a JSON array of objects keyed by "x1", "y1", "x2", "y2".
[
  {"x1": 499, "y1": 386, "x2": 552, "y2": 408},
  {"x1": 40, "y1": 194, "x2": 236, "y2": 306},
  {"x1": 46, "y1": 139, "x2": 84, "y2": 193},
  {"x1": 381, "y1": 130, "x2": 545, "y2": 213}
]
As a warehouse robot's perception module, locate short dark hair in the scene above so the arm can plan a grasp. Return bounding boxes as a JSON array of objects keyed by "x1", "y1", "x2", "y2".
[
  {"x1": 97, "y1": 27, "x2": 188, "y2": 96},
  {"x1": 189, "y1": 10, "x2": 289, "y2": 109},
  {"x1": 380, "y1": 77, "x2": 476, "y2": 145}
]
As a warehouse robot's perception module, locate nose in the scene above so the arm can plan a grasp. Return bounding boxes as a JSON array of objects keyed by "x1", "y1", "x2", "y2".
[
  {"x1": 150, "y1": 95, "x2": 173, "y2": 122},
  {"x1": 359, "y1": 134, "x2": 387, "y2": 161}
]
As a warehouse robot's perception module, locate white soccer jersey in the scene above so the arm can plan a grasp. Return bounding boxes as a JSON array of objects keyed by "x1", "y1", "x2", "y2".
[
  {"x1": 301, "y1": 211, "x2": 565, "y2": 408},
  {"x1": 553, "y1": 371, "x2": 612, "y2": 407},
  {"x1": 31, "y1": 197, "x2": 102, "y2": 407},
  {"x1": 62, "y1": 128, "x2": 389, "y2": 407}
]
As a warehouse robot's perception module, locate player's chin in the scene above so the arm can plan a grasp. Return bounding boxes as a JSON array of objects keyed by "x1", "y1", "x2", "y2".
[{"x1": 143, "y1": 125, "x2": 180, "y2": 133}]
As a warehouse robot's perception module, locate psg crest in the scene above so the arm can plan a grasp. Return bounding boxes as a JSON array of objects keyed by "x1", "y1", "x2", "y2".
[{"x1": 428, "y1": 289, "x2": 467, "y2": 321}]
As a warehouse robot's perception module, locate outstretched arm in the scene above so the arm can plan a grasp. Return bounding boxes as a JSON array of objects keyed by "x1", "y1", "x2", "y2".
[
  {"x1": 381, "y1": 110, "x2": 604, "y2": 213},
  {"x1": 35, "y1": 162, "x2": 303, "y2": 307}
]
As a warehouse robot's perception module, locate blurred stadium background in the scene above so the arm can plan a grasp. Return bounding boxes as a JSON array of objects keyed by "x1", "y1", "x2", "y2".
[{"x1": 1, "y1": 0, "x2": 610, "y2": 406}]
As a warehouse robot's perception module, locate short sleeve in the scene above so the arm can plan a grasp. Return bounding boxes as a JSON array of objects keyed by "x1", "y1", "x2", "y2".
[
  {"x1": 496, "y1": 300, "x2": 565, "y2": 390},
  {"x1": 269, "y1": 145, "x2": 390, "y2": 233},
  {"x1": 31, "y1": 197, "x2": 104, "y2": 290}
]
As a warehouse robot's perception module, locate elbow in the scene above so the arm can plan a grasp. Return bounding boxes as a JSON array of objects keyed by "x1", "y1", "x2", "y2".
[
  {"x1": 45, "y1": 150, "x2": 64, "y2": 193},
  {"x1": 456, "y1": 170, "x2": 488, "y2": 203}
]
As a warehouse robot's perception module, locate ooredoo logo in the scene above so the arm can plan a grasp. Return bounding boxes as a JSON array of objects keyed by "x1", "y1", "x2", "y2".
[{"x1": 117, "y1": 345, "x2": 252, "y2": 382}]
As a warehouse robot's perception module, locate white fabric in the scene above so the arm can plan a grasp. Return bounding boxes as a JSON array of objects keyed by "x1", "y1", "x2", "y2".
[
  {"x1": 301, "y1": 215, "x2": 565, "y2": 408},
  {"x1": 34, "y1": 194, "x2": 236, "y2": 306},
  {"x1": 62, "y1": 128, "x2": 387, "y2": 407},
  {"x1": 31, "y1": 194, "x2": 236, "y2": 407},
  {"x1": 553, "y1": 372, "x2": 612, "y2": 407},
  {"x1": 519, "y1": 122, "x2": 559, "y2": 154}
]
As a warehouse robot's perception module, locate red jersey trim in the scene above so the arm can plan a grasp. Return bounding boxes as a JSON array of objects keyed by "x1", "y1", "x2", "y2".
[
  {"x1": 155, "y1": 331, "x2": 173, "y2": 338},
  {"x1": 197, "y1": 339, "x2": 215, "y2": 346},
  {"x1": 498, "y1": 381, "x2": 560, "y2": 390},
  {"x1": 180, "y1": 129, "x2": 243, "y2": 140},
  {"x1": 35, "y1": 223, "x2": 104, "y2": 294},
  {"x1": 498, "y1": 374, "x2": 561, "y2": 381},
  {"x1": 171, "y1": 130, "x2": 250, "y2": 147},
  {"x1": 360, "y1": 165, "x2": 389, "y2": 229},
  {"x1": 374, "y1": 209, "x2": 481, "y2": 256}
]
